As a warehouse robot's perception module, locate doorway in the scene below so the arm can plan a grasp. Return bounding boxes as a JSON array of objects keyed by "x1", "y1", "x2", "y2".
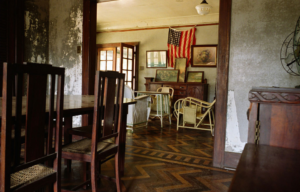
[{"x1": 82, "y1": 0, "x2": 232, "y2": 169}]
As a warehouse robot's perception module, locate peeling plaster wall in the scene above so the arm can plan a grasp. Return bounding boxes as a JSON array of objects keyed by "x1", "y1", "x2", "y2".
[
  {"x1": 24, "y1": 0, "x2": 49, "y2": 63},
  {"x1": 97, "y1": 25, "x2": 218, "y2": 102},
  {"x1": 49, "y1": 0, "x2": 83, "y2": 126},
  {"x1": 226, "y1": 0, "x2": 300, "y2": 153}
]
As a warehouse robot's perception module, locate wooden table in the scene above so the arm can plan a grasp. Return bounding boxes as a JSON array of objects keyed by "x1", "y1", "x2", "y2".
[
  {"x1": 135, "y1": 91, "x2": 171, "y2": 128},
  {"x1": 229, "y1": 143, "x2": 300, "y2": 192},
  {"x1": 0, "y1": 95, "x2": 136, "y2": 177}
]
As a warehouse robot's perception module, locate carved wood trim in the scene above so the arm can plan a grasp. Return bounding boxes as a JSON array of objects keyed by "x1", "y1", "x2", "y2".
[{"x1": 249, "y1": 91, "x2": 300, "y2": 104}]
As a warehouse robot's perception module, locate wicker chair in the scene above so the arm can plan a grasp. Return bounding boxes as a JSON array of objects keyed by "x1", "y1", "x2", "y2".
[
  {"x1": 0, "y1": 63, "x2": 64, "y2": 191},
  {"x1": 150, "y1": 87, "x2": 174, "y2": 112},
  {"x1": 61, "y1": 71, "x2": 125, "y2": 191},
  {"x1": 174, "y1": 97, "x2": 216, "y2": 136}
]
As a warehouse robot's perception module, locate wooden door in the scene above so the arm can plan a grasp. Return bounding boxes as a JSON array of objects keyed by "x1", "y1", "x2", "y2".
[{"x1": 120, "y1": 43, "x2": 135, "y2": 89}]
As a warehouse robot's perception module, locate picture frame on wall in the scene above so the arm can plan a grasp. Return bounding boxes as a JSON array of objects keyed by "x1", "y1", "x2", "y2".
[
  {"x1": 146, "y1": 50, "x2": 167, "y2": 68},
  {"x1": 155, "y1": 69, "x2": 179, "y2": 82},
  {"x1": 191, "y1": 45, "x2": 217, "y2": 67},
  {"x1": 174, "y1": 58, "x2": 187, "y2": 83},
  {"x1": 187, "y1": 71, "x2": 204, "y2": 83}
]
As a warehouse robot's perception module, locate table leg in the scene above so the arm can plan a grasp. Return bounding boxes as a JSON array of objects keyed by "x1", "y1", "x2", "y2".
[
  {"x1": 160, "y1": 94, "x2": 163, "y2": 128},
  {"x1": 120, "y1": 105, "x2": 128, "y2": 177},
  {"x1": 64, "y1": 116, "x2": 72, "y2": 172}
]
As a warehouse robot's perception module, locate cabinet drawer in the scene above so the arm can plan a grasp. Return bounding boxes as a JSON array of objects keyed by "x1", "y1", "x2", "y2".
[
  {"x1": 174, "y1": 90, "x2": 186, "y2": 96},
  {"x1": 164, "y1": 84, "x2": 187, "y2": 90}
]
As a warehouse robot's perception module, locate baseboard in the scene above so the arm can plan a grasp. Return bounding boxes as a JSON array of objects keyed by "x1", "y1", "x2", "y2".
[{"x1": 224, "y1": 152, "x2": 241, "y2": 169}]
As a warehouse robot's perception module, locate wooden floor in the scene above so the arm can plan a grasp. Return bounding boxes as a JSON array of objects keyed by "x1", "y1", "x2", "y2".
[{"x1": 61, "y1": 118, "x2": 234, "y2": 191}]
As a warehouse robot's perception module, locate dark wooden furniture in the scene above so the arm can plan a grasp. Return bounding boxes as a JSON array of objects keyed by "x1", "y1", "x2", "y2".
[
  {"x1": 146, "y1": 82, "x2": 208, "y2": 105},
  {"x1": 229, "y1": 87, "x2": 300, "y2": 191},
  {"x1": 247, "y1": 87, "x2": 300, "y2": 149},
  {"x1": 229, "y1": 143, "x2": 300, "y2": 192},
  {"x1": 0, "y1": 63, "x2": 64, "y2": 191},
  {"x1": 61, "y1": 71, "x2": 125, "y2": 191},
  {"x1": 0, "y1": 95, "x2": 136, "y2": 179}
]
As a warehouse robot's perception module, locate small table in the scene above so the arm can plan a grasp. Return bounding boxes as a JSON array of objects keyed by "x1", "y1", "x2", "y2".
[
  {"x1": 135, "y1": 91, "x2": 171, "y2": 128},
  {"x1": 229, "y1": 143, "x2": 300, "y2": 192}
]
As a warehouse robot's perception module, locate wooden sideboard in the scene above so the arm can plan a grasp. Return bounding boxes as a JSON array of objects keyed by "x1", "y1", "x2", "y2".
[
  {"x1": 145, "y1": 82, "x2": 208, "y2": 105},
  {"x1": 247, "y1": 87, "x2": 300, "y2": 149}
]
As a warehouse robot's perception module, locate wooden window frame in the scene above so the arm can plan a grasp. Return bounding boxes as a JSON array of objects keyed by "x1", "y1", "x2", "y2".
[{"x1": 96, "y1": 42, "x2": 139, "y2": 91}]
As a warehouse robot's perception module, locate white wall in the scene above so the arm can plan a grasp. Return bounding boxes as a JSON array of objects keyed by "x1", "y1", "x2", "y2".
[
  {"x1": 97, "y1": 25, "x2": 218, "y2": 102},
  {"x1": 226, "y1": 0, "x2": 300, "y2": 153}
]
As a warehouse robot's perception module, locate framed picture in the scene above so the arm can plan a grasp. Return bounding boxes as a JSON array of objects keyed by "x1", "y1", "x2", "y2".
[
  {"x1": 175, "y1": 58, "x2": 187, "y2": 83},
  {"x1": 187, "y1": 71, "x2": 204, "y2": 83},
  {"x1": 156, "y1": 69, "x2": 179, "y2": 82},
  {"x1": 146, "y1": 50, "x2": 167, "y2": 68},
  {"x1": 191, "y1": 45, "x2": 217, "y2": 67}
]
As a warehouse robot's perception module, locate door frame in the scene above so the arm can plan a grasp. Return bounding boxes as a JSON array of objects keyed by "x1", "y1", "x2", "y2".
[
  {"x1": 82, "y1": 0, "x2": 232, "y2": 168},
  {"x1": 213, "y1": 0, "x2": 232, "y2": 168}
]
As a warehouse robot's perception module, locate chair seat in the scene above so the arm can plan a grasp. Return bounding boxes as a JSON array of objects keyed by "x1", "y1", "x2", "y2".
[
  {"x1": 178, "y1": 108, "x2": 204, "y2": 120},
  {"x1": 62, "y1": 138, "x2": 116, "y2": 154},
  {"x1": 11, "y1": 164, "x2": 55, "y2": 189}
]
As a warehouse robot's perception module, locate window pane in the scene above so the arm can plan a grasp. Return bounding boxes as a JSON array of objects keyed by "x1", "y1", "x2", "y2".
[
  {"x1": 128, "y1": 59, "x2": 132, "y2": 70},
  {"x1": 128, "y1": 71, "x2": 132, "y2": 81},
  {"x1": 116, "y1": 58, "x2": 120, "y2": 72},
  {"x1": 117, "y1": 47, "x2": 121, "y2": 72},
  {"x1": 123, "y1": 47, "x2": 127, "y2": 58},
  {"x1": 107, "y1": 50, "x2": 113, "y2": 60},
  {"x1": 100, "y1": 51, "x2": 106, "y2": 60},
  {"x1": 123, "y1": 71, "x2": 127, "y2": 81},
  {"x1": 100, "y1": 61, "x2": 106, "y2": 70},
  {"x1": 107, "y1": 61, "x2": 113, "y2": 70},
  {"x1": 127, "y1": 82, "x2": 132, "y2": 88},
  {"x1": 123, "y1": 59, "x2": 127, "y2": 70},
  {"x1": 128, "y1": 48, "x2": 133, "y2": 59}
]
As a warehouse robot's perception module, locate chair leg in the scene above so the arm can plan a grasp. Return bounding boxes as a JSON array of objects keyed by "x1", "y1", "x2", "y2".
[
  {"x1": 91, "y1": 161, "x2": 98, "y2": 191},
  {"x1": 209, "y1": 112, "x2": 214, "y2": 136},
  {"x1": 115, "y1": 152, "x2": 122, "y2": 192}
]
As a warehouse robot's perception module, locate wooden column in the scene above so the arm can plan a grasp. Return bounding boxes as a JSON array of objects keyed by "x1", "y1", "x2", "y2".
[
  {"x1": 82, "y1": 0, "x2": 97, "y2": 125},
  {"x1": 213, "y1": 0, "x2": 232, "y2": 168}
]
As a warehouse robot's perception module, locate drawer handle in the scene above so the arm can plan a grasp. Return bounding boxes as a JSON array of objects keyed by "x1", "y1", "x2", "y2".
[
  {"x1": 180, "y1": 86, "x2": 184, "y2": 89},
  {"x1": 180, "y1": 92, "x2": 184, "y2": 94}
]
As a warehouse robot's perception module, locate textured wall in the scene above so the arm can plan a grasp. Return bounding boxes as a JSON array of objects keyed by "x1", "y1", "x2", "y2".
[
  {"x1": 49, "y1": 0, "x2": 83, "y2": 126},
  {"x1": 24, "y1": 0, "x2": 49, "y2": 63},
  {"x1": 97, "y1": 25, "x2": 218, "y2": 102},
  {"x1": 226, "y1": 0, "x2": 300, "y2": 152}
]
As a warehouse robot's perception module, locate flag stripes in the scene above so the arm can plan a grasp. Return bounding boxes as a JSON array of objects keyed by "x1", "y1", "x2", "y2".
[{"x1": 167, "y1": 27, "x2": 196, "y2": 67}]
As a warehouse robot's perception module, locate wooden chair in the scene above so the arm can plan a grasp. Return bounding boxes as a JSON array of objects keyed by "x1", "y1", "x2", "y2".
[
  {"x1": 61, "y1": 71, "x2": 125, "y2": 191},
  {"x1": 0, "y1": 62, "x2": 64, "y2": 191},
  {"x1": 174, "y1": 97, "x2": 216, "y2": 136}
]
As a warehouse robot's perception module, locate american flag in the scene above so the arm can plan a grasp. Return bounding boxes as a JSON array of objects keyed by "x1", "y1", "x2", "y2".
[{"x1": 167, "y1": 27, "x2": 196, "y2": 67}]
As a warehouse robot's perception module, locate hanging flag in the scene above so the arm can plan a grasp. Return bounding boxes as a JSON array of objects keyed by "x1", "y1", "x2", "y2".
[{"x1": 167, "y1": 27, "x2": 196, "y2": 67}]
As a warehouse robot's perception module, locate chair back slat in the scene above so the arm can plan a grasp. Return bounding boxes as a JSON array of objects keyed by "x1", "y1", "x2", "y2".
[
  {"x1": 25, "y1": 73, "x2": 48, "y2": 162},
  {"x1": 103, "y1": 76, "x2": 116, "y2": 137}
]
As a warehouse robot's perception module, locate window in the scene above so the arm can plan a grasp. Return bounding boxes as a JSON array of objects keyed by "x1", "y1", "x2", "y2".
[{"x1": 97, "y1": 43, "x2": 139, "y2": 90}]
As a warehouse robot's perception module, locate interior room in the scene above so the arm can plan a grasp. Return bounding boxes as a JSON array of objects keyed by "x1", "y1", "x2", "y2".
[{"x1": 1, "y1": 0, "x2": 300, "y2": 191}]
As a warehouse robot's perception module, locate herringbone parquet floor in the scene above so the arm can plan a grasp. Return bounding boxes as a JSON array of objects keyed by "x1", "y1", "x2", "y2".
[{"x1": 61, "y1": 118, "x2": 234, "y2": 191}]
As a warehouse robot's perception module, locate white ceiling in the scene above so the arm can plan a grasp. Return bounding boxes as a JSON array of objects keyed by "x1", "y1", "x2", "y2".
[{"x1": 97, "y1": 0, "x2": 219, "y2": 31}]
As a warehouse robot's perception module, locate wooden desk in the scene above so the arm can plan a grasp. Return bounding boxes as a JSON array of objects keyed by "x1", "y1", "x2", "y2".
[
  {"x1": 0, "y1": 95, "x2": 136, "y2": 176},
  {"x1": 229, "y1": 143, "x2": 300, "y2": 192},
  {"x1": 135, "y1": 91, "x2": 171, "y2": 128}
]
